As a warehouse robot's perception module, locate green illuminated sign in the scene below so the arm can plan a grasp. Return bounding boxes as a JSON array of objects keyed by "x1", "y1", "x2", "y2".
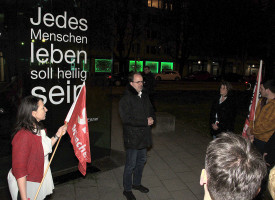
[
  {"x1": 145, "y1": 61, "x2": 159, "y2": 73},
  {"x1": 71, "y1": 58, "x2": 75, "y2": 70},
  {"x1": 82, "y1": 59, "x2": 90, "y2": 72},
  {"x1": 95, "y1": 59, "x2": 112, "y2": 73},
  {"x1": 161, "y1": 62, "x2": 173, "y2": 72},
  {"x1": 129, "y1": 60, "x2": 143, "y2": 72}
]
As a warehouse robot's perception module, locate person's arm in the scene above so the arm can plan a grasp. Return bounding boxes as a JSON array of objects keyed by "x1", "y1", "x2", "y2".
[
  {"x1": 17, "y1": 176, "x2": 28, "y2": 200},
  {"x1": 12, "y1": 131, "x2": 31, "y2": 200},
  {"x1": 252, "y1": 105, "x2": 275, "y2": 135},
  {"x1": 51, "y1": 124, "x2": 67, "y2": 146},
  {"x1": 209, "y1": 99, "x2": 217, "y2": 127}
]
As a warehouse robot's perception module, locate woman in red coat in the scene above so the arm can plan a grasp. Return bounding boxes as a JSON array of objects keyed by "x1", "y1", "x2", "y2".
[{"x1": 7, "y1": 96, "x2": 67, "y2": 200}]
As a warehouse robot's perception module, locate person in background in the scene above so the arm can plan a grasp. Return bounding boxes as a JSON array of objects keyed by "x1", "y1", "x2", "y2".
[
  {"x1": 142, "y1": 66, "x2": 155, "y2": 95},
  {"x1": 7, "y1": 96, "x2": 67, "y2": 200},
  {"x1": 119, "y1": 72, "x2": 155, "y2": 200},
  {"x1": 255, "y1": 132, "x2": 275, "y2": 200},
  {"x1": 209, "y1": 81, "x2": 236, "y2": 138},
  {"x1": 200, "y1": 133, "x2": 267, "y2": 200},
  {"x1": 264, "y1": 132, "x2": 275, "y2": 168},
  {"x1": 142, "y1": 66, "x2": 156, "y2": 110},
  {"x1": 247, "y1": 79, "x2": 275, "y2": 154}
]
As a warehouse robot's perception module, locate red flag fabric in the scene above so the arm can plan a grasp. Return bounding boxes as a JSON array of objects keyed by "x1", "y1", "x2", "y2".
[
  {"x1": 66, "y1": 84, "x2": 91, "y2": 175},
  {"x1": 242, "y1": 61, "x2": 262, "y2": 137}
]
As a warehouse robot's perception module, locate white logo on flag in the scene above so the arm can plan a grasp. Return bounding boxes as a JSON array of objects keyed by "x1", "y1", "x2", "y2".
[{"x1": 78, "y1": 108, "x2": 86, "y2": 125}]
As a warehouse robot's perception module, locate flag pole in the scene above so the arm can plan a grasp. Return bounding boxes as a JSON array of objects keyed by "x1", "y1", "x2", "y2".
[
  {"x1": 34, "y1": 81, "x2": 85, "y2": 199},
  {"x1": 253, "y1": 60, "x2": 262, "y2": 123},
  {"x1": 34, "y1": 81, "x2": 85, "y2": 200},
  {"x1": 34, "y1": 129, "x2": 65, "y2": 200},
  {"x1": 242, "y1": 60, "x2": 263, "y2": 137}
]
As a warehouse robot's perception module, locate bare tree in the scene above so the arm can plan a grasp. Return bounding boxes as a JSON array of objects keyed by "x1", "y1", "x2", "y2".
[
  {"x1": 113, "y1": 0, "x2": 146, "y2": 73},
  {"x1": 160, "y1": 0, "x2": 194, "y2": 75}
]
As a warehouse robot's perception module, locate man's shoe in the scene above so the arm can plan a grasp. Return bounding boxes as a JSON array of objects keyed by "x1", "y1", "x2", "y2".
[
  {"x1": 132, "y1": 185, "x2": 149, "y2": 193},
  {"x1": 123, "y1": 191, "x2": 136, "y2": 200}
]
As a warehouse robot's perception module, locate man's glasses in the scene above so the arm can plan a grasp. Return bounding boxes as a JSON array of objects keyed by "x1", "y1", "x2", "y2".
[{"x1": 132, "y1": 81, "x2": 144, "y2": 84}]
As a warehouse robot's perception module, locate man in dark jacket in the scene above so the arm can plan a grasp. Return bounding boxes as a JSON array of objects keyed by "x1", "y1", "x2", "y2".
[
  {"x1": 119, "y1": 72, "x2": 155, "y2": 200},
  {"x1": 142, "y1": 66, "x2": 155, "y2": 95},
  {"x1": 142, "y1": 66, "x2": 156, "y2": 111}
]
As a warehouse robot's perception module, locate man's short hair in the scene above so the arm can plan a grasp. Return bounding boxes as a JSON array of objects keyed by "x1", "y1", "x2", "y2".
[
  {"x1": 144, "y1": 66, "x2": 150, "y2": 70},
  {"x1": 262, "y1": 79, "x2": 275, "y2": 93},
  {"x1": 128, "y1": 72, "x2": 142, "y2": 82},
  {"x1": 205, "y1": 133, "x2": 267, "y2": 200}
]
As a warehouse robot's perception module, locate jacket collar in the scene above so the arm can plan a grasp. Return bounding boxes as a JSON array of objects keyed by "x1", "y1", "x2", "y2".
[{"x1": 126, "y1": 84, "x2": 139, "y2": 96}]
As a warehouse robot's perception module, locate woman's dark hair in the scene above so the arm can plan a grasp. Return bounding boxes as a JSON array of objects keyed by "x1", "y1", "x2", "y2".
[
  {"x1": 12, "y1": 95, "x2": 44, "y2": 137},
  {"x1": 220, "y1": 81, "x2": 232, "y2": 96}
]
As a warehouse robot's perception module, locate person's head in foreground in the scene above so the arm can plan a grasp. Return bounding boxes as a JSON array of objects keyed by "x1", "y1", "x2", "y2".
[
  {"x1": 200, "y1": 133, "x2": 267, "y2": 200},
  {"x1": 268, "y1": 166, "x2": 275, "y2": 200}
]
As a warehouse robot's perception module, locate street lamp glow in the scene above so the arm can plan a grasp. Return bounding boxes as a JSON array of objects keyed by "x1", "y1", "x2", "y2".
[
  {"x1": 21, "y1": 42, "x2": 24, "y2": 45},
  {"x1": 198, "y1": 61, "x2": 201, "y2": 64}
]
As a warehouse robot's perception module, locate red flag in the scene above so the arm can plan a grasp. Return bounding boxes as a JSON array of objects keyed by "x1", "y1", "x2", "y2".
[
  {"x1": 65, "y1": 82, "x2": 91, "y2": 175},
  {"x1": 242, "y1": 61, "x2": 262, "y2": 137}
]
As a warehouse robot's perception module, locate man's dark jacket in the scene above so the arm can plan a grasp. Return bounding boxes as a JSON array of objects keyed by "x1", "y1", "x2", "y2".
[
  {"x1": 264, "y1": 132, "x2": 275, "y2": 167},
  {"x1": 119, "y1": 84, "x2": 155, "y2": 149},
  {"x1": 142, "y1": 72, "x2": 155, "y2": 94}
]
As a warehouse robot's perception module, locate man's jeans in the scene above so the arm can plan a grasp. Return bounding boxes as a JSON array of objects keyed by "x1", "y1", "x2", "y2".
[{"x1": 123, "y1": 148, "x2": 147, "y2": 191}]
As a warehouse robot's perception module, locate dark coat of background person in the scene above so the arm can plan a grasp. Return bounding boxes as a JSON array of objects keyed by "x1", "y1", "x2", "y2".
[
  {"x1": 209, "y1": 95, "x2": 237, "y2": 136},
  {"x1": 264, "y1": 132, "x2": 275, "y2": 167},
  {"x1": 142, "y1": 72, "x2": 155, "y2": 95},
  {"x1": 119, "y1": 84, "x2": 155, "y2": 149}
]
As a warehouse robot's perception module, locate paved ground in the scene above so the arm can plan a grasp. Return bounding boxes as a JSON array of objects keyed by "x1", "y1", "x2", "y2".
[{"x1": 48, "y1": 98, "x2": 211, "y2": 200}]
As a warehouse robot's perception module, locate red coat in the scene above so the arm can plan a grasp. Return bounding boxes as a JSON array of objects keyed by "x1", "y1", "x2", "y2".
[{"x1": 12, "y1": 129, "x2": 44, "y2": 183}]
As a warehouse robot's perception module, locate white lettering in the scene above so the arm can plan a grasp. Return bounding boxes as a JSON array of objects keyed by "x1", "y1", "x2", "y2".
[
  {"x1": 79, "y1": 18, "x2": 88, "y2": 31},
  {"x1": 31, "y1": 81, "x2": 81, "y2": 105},
  {"x1": 43, "y1": 13, "x2": 55, "y2": 27},
  {"x1": 77, "y1": 50, "x2": 87, "y2": 64},
  {"x1": 30, "y1": 70, "x2": 38, "y2": 79},
  {"x1": 31, "y1": 28, "x2": 41, "y2": 40},
  {"x1": 30, "y1": 7, "x2": 88, "y2": 31},
  {"x1": 50, "y1": 43, "x2": 63, "y2": 63},
  {"x1": 68, "y1": 17, "x2": 78, "y2": 30},
  {"x1": 30, "y1": 29, "x2": 87, "y2": 44},
  {"x1": 36, "y1": 47, "x2": 49, "y2": 63},
  {"x1": 49, "y1": 86, "x2": 64, "y2": 105},
  {"x1": 30, "y1": 7, "x2": 41, "y2": 25},
  {"x1": 55, "y1": 11, "x2": 67, "y2": 29},
  {"x1": 64, "y1": 50, "x2": 75, "y2": 64},
  {"x1": 71, "y1": 124, "x2": 88, "y2": 159},
  {"x1": 31, "y1": 86, "x2": 47, "y2": 104},
  {"x1": 76, "y1": 142, "x2": 82, "y2": 148}
]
